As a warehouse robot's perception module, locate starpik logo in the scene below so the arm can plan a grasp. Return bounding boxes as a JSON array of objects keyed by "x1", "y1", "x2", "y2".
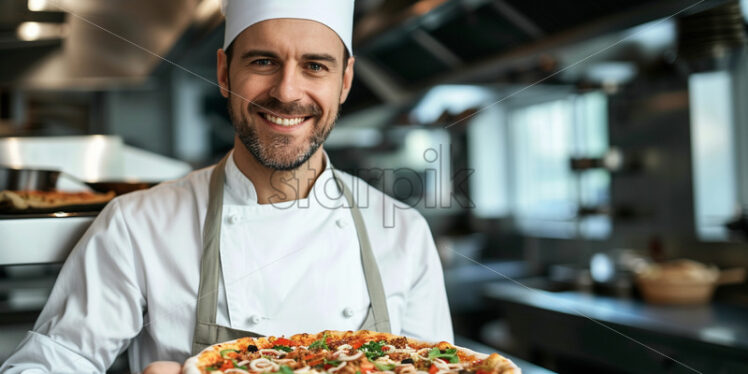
[{"x1": 267, "y1": 145, "x2": 475, "y2": 228}]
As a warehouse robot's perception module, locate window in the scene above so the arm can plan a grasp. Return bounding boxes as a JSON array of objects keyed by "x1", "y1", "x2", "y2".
[
  {"x1": 467, "y1": 104, "x2": 510, "y2": 218},
  {"x1": 507, "y1": 92, "x2": 610, "y2": 238},
  {"x1": 689, "y1": 71, "x2": 738, "y2": 240}
]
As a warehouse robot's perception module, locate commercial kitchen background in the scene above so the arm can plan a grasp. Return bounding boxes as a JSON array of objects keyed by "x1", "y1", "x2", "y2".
[{"x1": 2, "y1": 0, "x2": 748, "y2": 373}]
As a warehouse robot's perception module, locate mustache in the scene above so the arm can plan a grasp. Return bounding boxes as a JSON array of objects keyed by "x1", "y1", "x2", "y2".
[{"x1": 249, "y1": 98, "x2": 322, "y2": 117}]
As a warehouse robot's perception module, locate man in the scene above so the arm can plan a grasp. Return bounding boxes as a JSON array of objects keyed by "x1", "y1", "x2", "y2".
[{"x1": 0, "y1": 1, "x2": 452, "y2": 373}]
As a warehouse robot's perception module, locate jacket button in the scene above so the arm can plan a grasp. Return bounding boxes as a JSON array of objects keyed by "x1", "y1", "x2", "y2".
[
  {"x1": 336, "y1": 219, "x2": 348, "y2": 228},
  {"x1": 342, "y1": 307, "x2": 354, "y2": 318},
  {"x1": 248, "y1": 314, "x2": 262, "y2": 325},
  {"x1": 228, "y1": 214, "x2": 240, "y2": 224}
]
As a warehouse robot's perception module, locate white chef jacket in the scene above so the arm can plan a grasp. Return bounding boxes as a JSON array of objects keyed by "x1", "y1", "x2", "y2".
[{"x1": 1, "y1": 152, "x2": 453, "y2": 373}]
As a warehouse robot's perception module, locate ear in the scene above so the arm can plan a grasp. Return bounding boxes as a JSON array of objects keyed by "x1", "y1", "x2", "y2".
[
  {"x1": 217, "y1": 48, "x2": 230, "y2": 98},
  {"x1": 338, "y1": 56, "x2": 355, "y2": 104}
]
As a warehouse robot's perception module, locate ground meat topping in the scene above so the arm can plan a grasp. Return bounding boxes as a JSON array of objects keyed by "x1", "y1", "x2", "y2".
[{"x1": 390, "y1": 337, "x2": 408, "y2": 349}]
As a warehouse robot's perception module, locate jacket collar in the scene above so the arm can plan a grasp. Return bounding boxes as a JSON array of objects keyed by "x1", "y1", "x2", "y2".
[{"x1": 223, "y1": 149, "x2": 339, "y2": 207}]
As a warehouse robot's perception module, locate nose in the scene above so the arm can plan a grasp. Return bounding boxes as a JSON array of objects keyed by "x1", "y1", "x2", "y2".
[{"x1": 269, "y1": 64, "x2": 303, "y2": 103}]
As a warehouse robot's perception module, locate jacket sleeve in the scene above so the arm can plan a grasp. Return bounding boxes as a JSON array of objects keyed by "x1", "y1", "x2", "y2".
[
  {"x1": 0, "y1": 199, "x2": 146, "y2": 374},
  {"x1": 400, "y1": 214, "x2": 454, "y2": 343}
]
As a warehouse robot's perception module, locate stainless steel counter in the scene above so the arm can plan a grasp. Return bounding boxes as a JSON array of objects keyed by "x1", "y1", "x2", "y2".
[
  {"x1": 484, "y1": 282, "x2": 748, "y2": 373},
  {"x1": 0, "y1": 215, "x2": 95, "y2": 265}
]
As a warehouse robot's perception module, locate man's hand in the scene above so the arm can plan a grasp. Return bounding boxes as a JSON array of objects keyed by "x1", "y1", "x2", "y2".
[{"x1": 143, "y1": 361, "x2": 182, "y2": 374}]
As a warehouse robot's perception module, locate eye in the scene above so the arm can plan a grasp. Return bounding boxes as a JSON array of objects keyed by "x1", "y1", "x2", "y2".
[
  {"x1": 306, "y1": 62, "x2": 327, "y2": 72},
  {"x1": 251, "y1": 58, "x2": 275, "y2": 67}
]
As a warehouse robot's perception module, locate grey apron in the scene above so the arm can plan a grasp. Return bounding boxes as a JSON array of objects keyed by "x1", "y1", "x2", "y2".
[{"x1": 191, "y1": 154, "x2": 391, "y2": 354}]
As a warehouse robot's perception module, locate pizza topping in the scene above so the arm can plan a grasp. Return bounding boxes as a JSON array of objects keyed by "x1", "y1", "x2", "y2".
[
  {"x1": 309, "y1": 333, "x2": 330, "y2": 351},
  {"x1": 224, "y1": 370, "x2": 250, "y2": 374},
  {"x1": 193, "y1": 331, "x2": 517, "y2": 374},
  {"x1": 373, "y1": 356, "x2": 398, "y2": 366},
  {"x1": 278, "y1": 366, "x2": 294, "y2": 374},
  {"x1": 274, "y1": 338, "x2": 299, "y2": 347},
  {"x1": 390, "y1": 338, "x2": 408, "y2": 349},
  {"x1": 321, "y1": 358, "x2": 342, "y2": 369},
  {"x1": 260, "y1": 349, "x2": 287, "y2": 357},
  {"x1": 429, "y1": 364, "x2": 439, "y2": 374},
  {"x1": 335, "y1": 351, "x2": 363, "y2": 361},
  {"x1": 274, "y1": 359, "x2": 296, "y2": 366},
  {"x1": 427, "y1": 348, "x2": 459, "y2": 364},
  {"x1": 250, "y1": 358, "x2": 279, "y2": 372},
  {"x1": 359, "y1": 341, "x2": 386, "y2": 361},
  {"x1": 374, "y1": 363, "x2": 396, "y2": 371},
  {"x1": 327, "y1": 361, "x2": 347, "y2": 373},
  {"x1": 432, "y1": 359, "x2": 450, "y2": 372}
]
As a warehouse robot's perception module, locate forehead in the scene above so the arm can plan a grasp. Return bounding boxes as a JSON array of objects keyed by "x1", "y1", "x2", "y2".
[{"x1": 233, "y1": 18, "x2": 345, "y2": 57}]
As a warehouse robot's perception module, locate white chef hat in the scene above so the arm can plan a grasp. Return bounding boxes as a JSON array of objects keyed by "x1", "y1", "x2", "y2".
[{"x1": 221, "y1": 0, "x2": 354, "y2": 55}]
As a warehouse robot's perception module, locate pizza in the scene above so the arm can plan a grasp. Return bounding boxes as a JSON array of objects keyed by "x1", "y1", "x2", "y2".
[
  {"x1": 0, "y1": 190, "x2": 115, "y2": 210},
  {"x1": 183, "y1": 330, "x2": 520, "y2": 374}
]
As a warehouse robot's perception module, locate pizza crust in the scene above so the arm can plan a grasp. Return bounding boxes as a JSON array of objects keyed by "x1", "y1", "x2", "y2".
[
  {"x1": 182, "y1": 330, "x2": 520, "y2": 374},
  {"x1": 0, "y1": 190, "x2": 115, "y2": 210},
  {"x1": 183, "y1": 356, "x2": 202, "y2": 374}
]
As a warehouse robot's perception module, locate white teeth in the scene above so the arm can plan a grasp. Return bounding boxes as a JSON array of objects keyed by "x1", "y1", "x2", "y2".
[{"x1": 263, "y1": 113, "x2": 305, "y2": 126}]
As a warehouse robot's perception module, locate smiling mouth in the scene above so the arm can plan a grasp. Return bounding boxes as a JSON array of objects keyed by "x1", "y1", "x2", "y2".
[{"x1": 259, "y1": 112, "x2": 310, "y2": 127}]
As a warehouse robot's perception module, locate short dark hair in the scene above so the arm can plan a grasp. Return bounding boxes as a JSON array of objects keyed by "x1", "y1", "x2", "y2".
[{"x1": 224, "y1": 42, "x2": 350, "y2": 73}]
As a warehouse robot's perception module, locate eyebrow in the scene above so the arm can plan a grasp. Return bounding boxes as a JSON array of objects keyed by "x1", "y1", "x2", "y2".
[
  {"x1": 240, "y1": 50, "x2": 339, "y2": 66},
  {"x1": 240, "y1": 50, "x2": 280, "y2": 60},
  {"x1": 301, "y1": 53, "x2": 338, "y2": 66}
]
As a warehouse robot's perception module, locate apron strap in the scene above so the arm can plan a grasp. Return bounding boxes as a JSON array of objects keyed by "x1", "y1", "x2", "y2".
[
  {"x1": 333, "y1": 171, "x2": 391, "y2": 333},
  {"x1": 192, "y1": 154, "x2": 230, "y2": 352}
]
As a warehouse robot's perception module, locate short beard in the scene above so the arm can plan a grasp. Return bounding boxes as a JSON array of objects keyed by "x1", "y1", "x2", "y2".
[{"x1": 227, "y1": 95, "x2": 338, "y2": 171}]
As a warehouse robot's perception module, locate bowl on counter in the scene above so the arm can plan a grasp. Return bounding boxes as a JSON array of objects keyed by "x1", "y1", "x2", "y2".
[
  {"x1": 1, "y1": 166, "x2": 157, "y2": 196},
  {"x1": 0, "y1": 167, "x2": 60, "y2": 191},
  {"x1": 635, "y1": 259, "x2": 745, "y2": 305}
]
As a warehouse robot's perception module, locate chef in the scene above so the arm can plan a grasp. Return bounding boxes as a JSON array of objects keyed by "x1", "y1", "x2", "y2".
[{"x1": 0, "y1": 0, "x2": 452, "y2": 373}]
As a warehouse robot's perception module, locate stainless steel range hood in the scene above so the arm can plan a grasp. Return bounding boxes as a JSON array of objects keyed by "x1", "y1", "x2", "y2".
[{"x1": 10, "y1": 0, "x2": 205, "y2": 90}]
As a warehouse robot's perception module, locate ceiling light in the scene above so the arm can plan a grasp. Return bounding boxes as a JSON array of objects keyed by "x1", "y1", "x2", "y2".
[
  {"x1": 17, "y1": 22, "x2": 41, "y2": 40},
  {"x1": 585, "y1": 62, "x2": 638, "y2": 86},
  {"x1": 28, "y1": 0, "x2": 50, "y2": 12},
  {"x1": 195, "y1": 0, "x2": 221, "y2": 23},
  {"x1": 17, "y1": 22, "x2": 66, "y2": 41}
]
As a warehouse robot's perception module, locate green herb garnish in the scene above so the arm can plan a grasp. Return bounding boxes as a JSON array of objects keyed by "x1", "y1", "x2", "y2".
[
  {"x1": 231, "y1": 359, "x2": 247, "y2": 370},
  {"x1": 324, "y1": 359, "x2": 342, "y2": 367},
  {"x1": 273, "y1": 345, "x2": 293, "y2": 352},
  {"x1": 219, "y1": 349, "x2": 239, "y2": 358},
  {"x1": 427, "y1": 347, "x2": 459, "y2": 363},
  {"x1": 374, "y1": 363, "x2": 396, "y2": 371},
  {"x1": 309, "y1": 333, "x2": 330, "y2": 350},
  {"x1": 358, "y1": 341, "x2": 386, "y2": 361},
  {"x1": 206, "y1": 366, "x2": 218, "y2": 371},
  {"x1": 279, "y1": 365, "x2": 294, "y2": 374}
]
